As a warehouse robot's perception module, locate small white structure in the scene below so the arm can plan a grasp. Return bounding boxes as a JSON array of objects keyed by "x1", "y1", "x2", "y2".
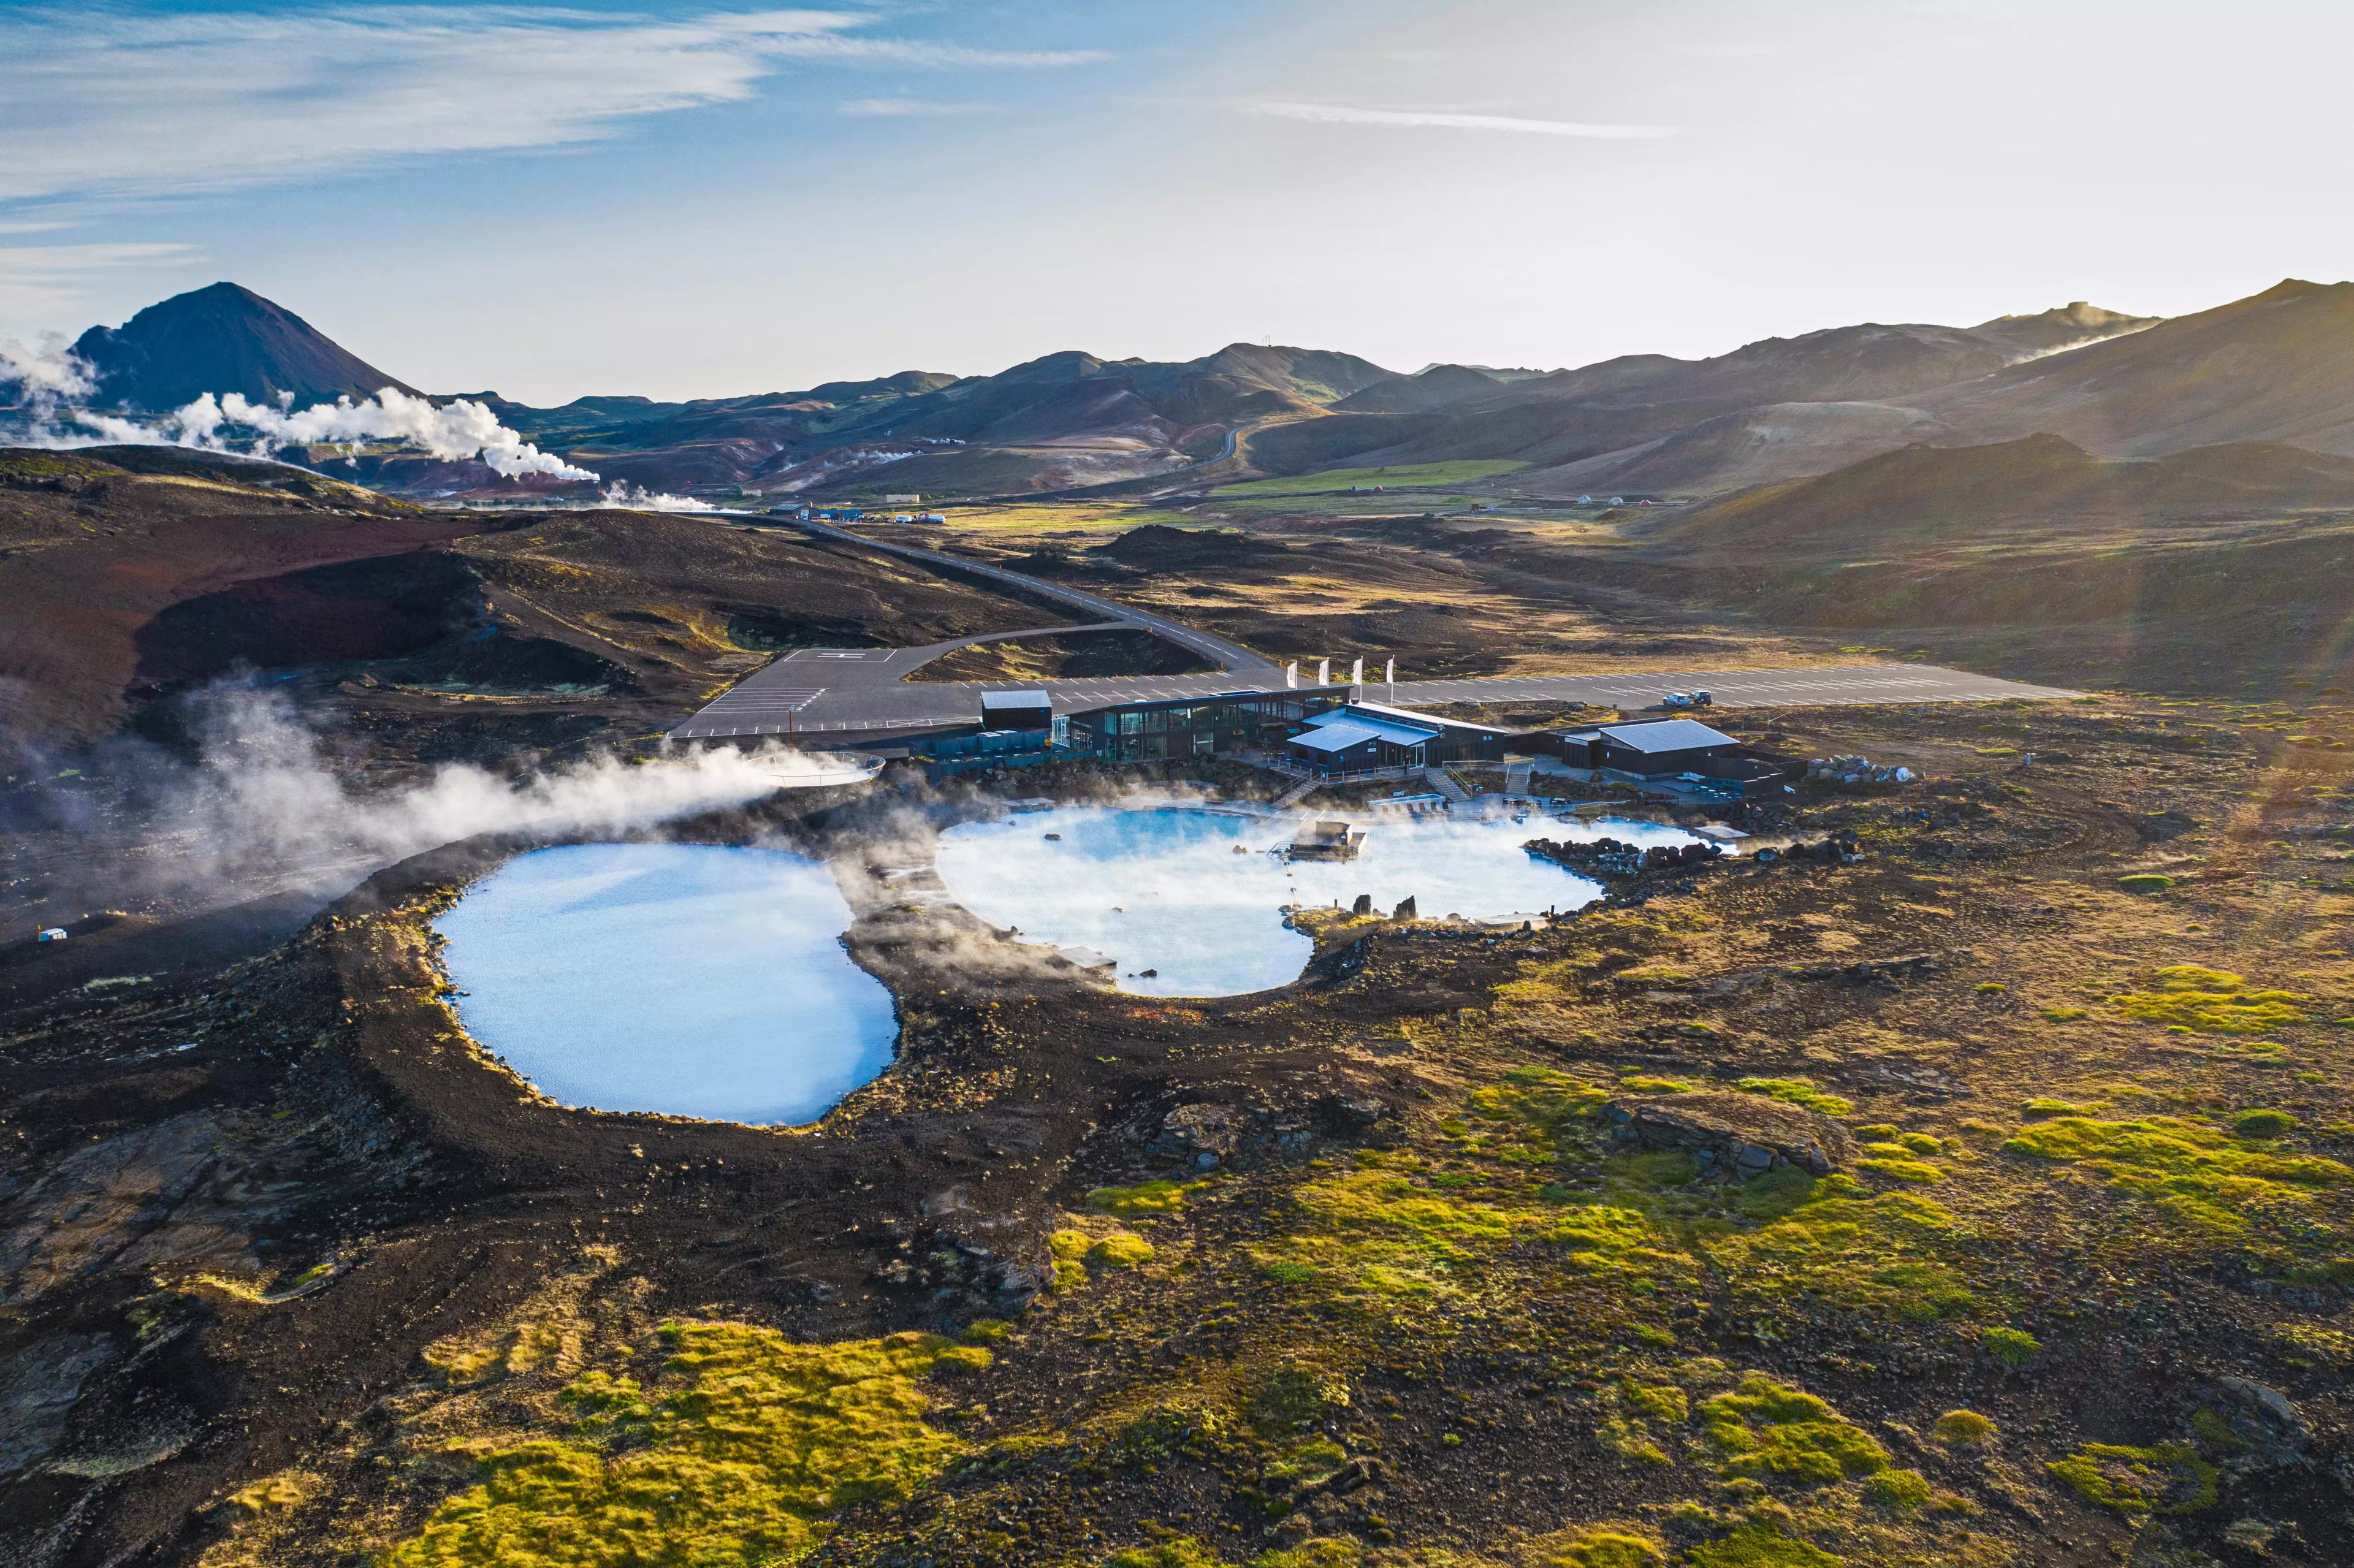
[
  {"x1": 37, "y1": 927, "x2": 67, "y2": 942},
  {"x1": 884, "y1": 492, "x2": 921, "y2": 504}
]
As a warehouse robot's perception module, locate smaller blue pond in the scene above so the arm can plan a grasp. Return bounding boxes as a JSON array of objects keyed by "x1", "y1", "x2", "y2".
[
  {"x1": 935, "y1": 806, "x2": 1704, "y2": 999},
  {"x1": 433, "y1": 843, "x2": 897, "y2": 1125}
]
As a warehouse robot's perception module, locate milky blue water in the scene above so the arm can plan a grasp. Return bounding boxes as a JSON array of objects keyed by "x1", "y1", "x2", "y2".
[
  {"x1": 433, "y1": 843, "x2": 896, "y2": 1125},
  {"x1": 935, "y1": 806, "x2": 1701, "y2": 999}
]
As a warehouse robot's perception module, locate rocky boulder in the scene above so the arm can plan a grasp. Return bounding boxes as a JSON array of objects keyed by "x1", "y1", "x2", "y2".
[{"x1": 1602, "y1": 1090, "x2": 1856, "y2": 1179}]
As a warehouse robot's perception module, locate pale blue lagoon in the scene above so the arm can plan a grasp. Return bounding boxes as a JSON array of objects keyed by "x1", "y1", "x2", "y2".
[
  {"x1": 433, "y1": 842, "x2": 896, "y2": 1125},
  {"x1": 934, "y1": 806, "x2": 1700, "y2": 999}
]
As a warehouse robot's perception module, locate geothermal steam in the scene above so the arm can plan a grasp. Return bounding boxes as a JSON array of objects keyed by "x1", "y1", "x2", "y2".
[{"x1": 27, "y1": 687, "x2": 857, "y2": 913}]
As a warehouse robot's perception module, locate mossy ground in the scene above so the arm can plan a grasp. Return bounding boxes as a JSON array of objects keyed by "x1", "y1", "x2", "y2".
[{"x1": 178, "y1": 696, "x2": 2354, "y2": 1568}]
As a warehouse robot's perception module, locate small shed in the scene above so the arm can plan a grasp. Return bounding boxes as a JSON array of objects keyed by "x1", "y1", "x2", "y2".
[
  {"x1": 980, "y1": 690, "x2": 1053, "y2": 733},
  {"x1": 1287, "y1": 820, "x2": 1366, "y2": 861},
  {"x1": 1588, "y1": 718, "x2": 1742, "y2": 778}
]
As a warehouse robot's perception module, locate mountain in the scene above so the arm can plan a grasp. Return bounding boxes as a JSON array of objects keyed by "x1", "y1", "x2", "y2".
[
  {"x1": 1237, "y1": 301, "x2": 2163, "y2": 495},
  {"x1": 1923, "y1": 280, "x2": 2354, "y2": 456},
  {"x1": 1333, "y1": 363, "x2": 1505, "y2": 414},
  {"x1": 1647, "y1": 433, "x2": 2354, "y2": 561},
  {"x1": 71, "y1": 282, "x2": 417, "y2": 412},
  {"x1": 555, "y1": 342, "x2": 1399, "y2": 497}
]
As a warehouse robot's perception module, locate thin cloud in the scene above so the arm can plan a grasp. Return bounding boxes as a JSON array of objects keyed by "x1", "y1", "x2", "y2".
[
  {"x1": 1244, "y1": 102, "x2": 1672, "y2": 140},
  {"x1": 0, "y1": 241, "x2": 201, "y2": 314},
  {"x1": 839, "y1": 97, "x2": 1002, "y2": 116},
  {"x1": 0, "y1": 7, "x2": 1110, "y2": 204}
]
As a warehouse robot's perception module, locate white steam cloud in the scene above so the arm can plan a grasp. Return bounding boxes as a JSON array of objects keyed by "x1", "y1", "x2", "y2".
[
  {"x1": 0, "y1": 331, "x2": 97, "y2": 400},
  {"x1": 602, "y1": 481, "x2": 715, "y2": 512},
  {"x1": 156, "y1": 387, "x2": 598, "y2": 480},
  {"x1": 47, "y1": 687, "x2": 875, "y2": 912}
]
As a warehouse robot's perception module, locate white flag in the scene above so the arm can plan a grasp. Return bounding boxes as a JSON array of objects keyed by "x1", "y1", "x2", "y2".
[{"x1": 1351, "y1": 657, "x2": 1363, "y2": 687}]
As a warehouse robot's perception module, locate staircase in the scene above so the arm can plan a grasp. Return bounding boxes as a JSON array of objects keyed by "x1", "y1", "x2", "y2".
[
  {"x1": 1422, "y1": 766, "x2": 1471, "y2": 804},
  {"x1": 1503, "y1": 761, "x2": 1534, "y2": 797},
  {"x1": 1272, "y1": 775, "x2": 1324, "y2": 809}
]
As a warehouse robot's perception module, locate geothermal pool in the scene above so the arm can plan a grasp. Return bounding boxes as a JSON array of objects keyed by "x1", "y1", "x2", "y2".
[
  {"x1": 934, "y1": 805, "x2": 1702, "y2": 998},
  {"x1": 433, "y1": 843, "x2": 896, "y2": 1125}
]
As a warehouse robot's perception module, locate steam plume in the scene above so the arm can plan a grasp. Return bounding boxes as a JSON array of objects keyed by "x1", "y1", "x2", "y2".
[
  {"x1": 157, "y1": 387, "x2": 597, "y2": 480},
  {"x1": 10, "y1": 687, "x2": 867, "y2": 917}
]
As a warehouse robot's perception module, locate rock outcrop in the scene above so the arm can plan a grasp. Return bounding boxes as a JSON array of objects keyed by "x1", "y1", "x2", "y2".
[{"x1": 1602, "y1": 1090, "x2": 1856, "y2": 1178}]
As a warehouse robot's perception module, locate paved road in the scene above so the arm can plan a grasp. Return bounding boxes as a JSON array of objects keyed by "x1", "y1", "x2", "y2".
[
  {"x1": 672, "y1": 512, "x2": 2081, "y2": 739},
  {"x1": 725, "y1": 511, "x2": 1276, "y2": 677}
]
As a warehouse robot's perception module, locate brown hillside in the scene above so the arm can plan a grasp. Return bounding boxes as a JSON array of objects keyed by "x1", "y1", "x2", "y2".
[
  {"x1": 1927, "y1": 278, "x2": 2354, "y2": 455},
  {"x1": 1650, "y1": 435, "x2": 2354, "y2": 560}
]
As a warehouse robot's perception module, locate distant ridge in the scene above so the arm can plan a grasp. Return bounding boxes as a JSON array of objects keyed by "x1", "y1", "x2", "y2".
[{"x1": 72, "y1": 281, "x2": 417, "y2": 412}]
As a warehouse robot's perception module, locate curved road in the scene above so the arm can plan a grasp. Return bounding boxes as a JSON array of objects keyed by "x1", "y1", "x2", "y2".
[
  {"x1": 668, "y1": 511, "x2": 2081, "y2": 740},
  {"x1": 732, "y1": 509, "x2": 1276, "y2": 677}
]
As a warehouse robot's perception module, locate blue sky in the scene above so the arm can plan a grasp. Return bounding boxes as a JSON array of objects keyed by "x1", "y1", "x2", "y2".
[{"x1": 8, "y1": 1, "x2": 2354, "y2": 403}]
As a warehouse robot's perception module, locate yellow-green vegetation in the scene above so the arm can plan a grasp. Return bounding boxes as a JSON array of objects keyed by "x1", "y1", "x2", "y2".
[
  {"x1": 1087, "y1": 1179, "x2": 1210, "y2": 1216},
  {"x1": 2230, "y1": 1108, "x2": 2298, "y2": 1138},
  {"x1": 1682, "y1": 1523, "x2": 1843, "y2": 1566},
  {"x1": 1051, "y1": 1228, "x2": 1156, "y2": 1290},
  {"x1": 1734, "y1": 1078, "x2": 1856, "y2": 1117},
  {"x1": 1696, "y1": 1374, "x2": 1889, "y2": 1486},
  {"x1": 2109, "y1": 965, "x2": 2308, "y2": 1034},
  {"x1": 2002, "y1": 1115, "x2": 2350, "y2": 1269},
  {"x1": 1932, "y1": 1409, "x2": 1997, "y2": 1447},
  {"x1": 1860, "y1": 1467, "x2": 1931, "y2": 1509},
  {"x1": 1214, "y1": 460, "x2": 1525, "y2": 497},
  {"x1": 1536, "y1": 1529, "x2": 1667, "y2": 1567},
  {"x1": 385, "y1": 1324, "x2": 983, "y2": 1567},
  {"x1": 1854, "y1": 1156, "x2": 1943, "y2": 1184},
  {"x1": 1700, "y1": 1174, "x2": 1976, "y2": 1323},
  {"x1": 2045, "y1": 1442, "x2": 2219, "y2": 1514},
  {"x1": 2117, "y1": 873, "x2": 2176, "y2": 893},
  {"x1": 1979, "y1": 1328, "x2": 2040, "y2": 1368},
  {"x1": 1621, "y1": 1076, "x2": 1698, "y2": 1094}
]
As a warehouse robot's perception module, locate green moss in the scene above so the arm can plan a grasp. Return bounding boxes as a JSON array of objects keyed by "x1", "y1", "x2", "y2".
[
  {"x1": 1854, "y1": 1157, "x2": 1943, "y2": 1184},
  {"x1": 1251, "y1": 1539, "x2": 1363, "y2": 1568},
  {"x1": 1849, "y1": 1124, "x2": 1900, "y2": 1141},
  {"x1": 961, "y1": 1319, "x2": 1011, "y2": 1343},
  {"x1": 1704, "y1": 1184, "x2": 1973, "y2": 1323},
  {"x1": 1893, "y1": 1133, "x2": 1943, "y2": 1155},
  {"x1": 2118, "y1": 874, "x2": 2176, "y2": 893},
  {"x1": 1541, "y1": 1530, "x2": 1665, "y2": 1567},
  {"x1": 1735, "y1": 1078, "x2": 1856, "y2": 1117},
  {"x1": 1087, "y1": 1179, "x2": 1209, "y2": 1216},
  {"x1": 1107, "y1": 1540, "x2": 1224, "y2": 1568},
  {"x1": 1623, "y1": 1382, "x2": 1689, "y2": 1423},
  {"x1": 1697, "y1": 1374, "x2": 1888, "y2": 1486},
  {"x1": 2002, "y1": 1115, "x2": 2349, "y2": 1246},
  {"x1": 2041, "y1": 1006, "x2": 2089, "y2": 1022},
  {"x1": 1981, "y1": 1327, "x2": 2040, "y2": 1368},
  {"x1": 1861, "y1": 1467, "x2": 1930, "y2": 1509},
  {"x1": 2230, "y1": 1108, "x2": 2299, "y2": 1139},
  {"x1": 1682, "y1": 1523, "x2": 1843, "y2": 1567},
  {"x1": 2046, "y1": 1442, "x2": 2219, "y2": 1514},
  {"x1": 1932, "y1": 1409, "x2": 1996, "y2": 1447},
  {"x1": 1087, "y1": 1233, "x2": 1156, "y2": 1271},
  {"x1": 1622, "y1": 1076, "x2": 1698, "y2": 1094},
  {"x1": 386, "y1": 1324, "x2": 980, "y2": 1566},
  {"x1": 2111, "y1": 967, "x2": 2308, "y2": 1033},
  {"x1": 1246, "y1": 1366, "x2": 1350, "y2": 1435}
]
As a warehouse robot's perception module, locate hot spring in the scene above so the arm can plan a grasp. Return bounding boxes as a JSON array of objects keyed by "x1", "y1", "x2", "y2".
[
  {"x1": 935, "y1": 805, "x2": 1704, "y2": 998},
  {"x1": 433, "y1": 842, "x2": 896, "y2": 1125}
]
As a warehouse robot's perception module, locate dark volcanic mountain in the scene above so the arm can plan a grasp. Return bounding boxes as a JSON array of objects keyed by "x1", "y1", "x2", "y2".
[{"x1": 72, "y1": 282, "x2": 417, "y2": 412}]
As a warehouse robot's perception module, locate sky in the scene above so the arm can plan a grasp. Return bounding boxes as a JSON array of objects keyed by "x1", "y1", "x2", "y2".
[{"x1": 6, "y1": 0, "x2": 2354, "y2": 405}]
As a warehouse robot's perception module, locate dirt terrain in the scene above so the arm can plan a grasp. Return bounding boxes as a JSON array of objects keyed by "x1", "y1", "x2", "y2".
[
  {"x1": 3, "y1": 695, "x2": 2351, "y2": 1568},
  {"x1": 3, "y1": 445, "x2": 2353, "y2": 1568}
]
